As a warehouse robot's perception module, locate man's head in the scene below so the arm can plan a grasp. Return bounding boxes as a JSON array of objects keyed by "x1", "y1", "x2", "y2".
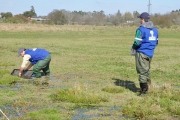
[
  {"x1": 137, "y1": 12, "x2": 150, "y2": 23},
  {"x1": 18, "y1": 48, "x2": 26, "y2": 57}
]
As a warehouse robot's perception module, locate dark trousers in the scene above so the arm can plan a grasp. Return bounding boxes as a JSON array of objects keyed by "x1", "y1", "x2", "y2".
[
  {"x1": 33, "y1": 54, "x2": 51, "y2": 78},
  {"x1": 135, "y1": 52, "x2": 152, "y2": 83}
]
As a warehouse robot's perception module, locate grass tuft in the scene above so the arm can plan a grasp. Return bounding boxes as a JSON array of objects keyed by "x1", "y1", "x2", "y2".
[
  {"x1": 19, "y1": 109, "x2": 65, "y2": 120},
  {"x1": 50, "y1": 88, "x2": 108, "y2": 104},
  {"x1": 122, "y1": 86, "x2": 180, "y2": 119},
  {"x1": 0, "y1": 71, "x2": 20, "y2": 85}
]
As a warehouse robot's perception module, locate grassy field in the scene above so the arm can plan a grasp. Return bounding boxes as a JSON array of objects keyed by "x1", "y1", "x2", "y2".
[{"x1": 0, "y1": 23, "x2": 180, "y2": 119}]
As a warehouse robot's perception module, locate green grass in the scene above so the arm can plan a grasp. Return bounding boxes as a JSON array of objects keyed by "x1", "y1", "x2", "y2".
[
  {"x1": 0, "y1": 69, "x2": 20, "y2": 85},
  {"x1": 18, "y1": 109, "x2": 65, "y2": 120},
  {"x1": 0, "y1": 24, "x2": 180, "y2": 119},
  {"x1": 0, "y1": 88, "x2": 19, "y2": 106},
  {"x1": 122, "y1": 86, "x2": 180, "y2": 119},
  {"x1": 102, "y1": 86, "x2": 125, "y2": 93},
  {"x1": 51, "y1": 88, "x2": 108, "y2": 104}
]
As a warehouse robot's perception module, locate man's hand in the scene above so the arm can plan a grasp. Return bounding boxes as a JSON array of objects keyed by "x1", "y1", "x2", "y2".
[
  {"x1": 130, "y1": 47, "x2": 136, "y2": 56},
  {"x1": 19, "y1": 67, "x2": 24, "y2": 77},
  {"x1": 19, "y1": 72, "x2": 22, "y2": 77}
]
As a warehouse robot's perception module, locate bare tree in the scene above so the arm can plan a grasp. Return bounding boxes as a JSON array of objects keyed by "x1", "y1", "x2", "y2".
[{"x1": 91, "y1": 10, "x2": 106, "y2": 25}]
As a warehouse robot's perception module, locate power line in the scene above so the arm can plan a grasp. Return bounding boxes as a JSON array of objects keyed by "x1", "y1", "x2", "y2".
[{"x1": 147, "y1": 0, "x2": 151, "y2": 14}]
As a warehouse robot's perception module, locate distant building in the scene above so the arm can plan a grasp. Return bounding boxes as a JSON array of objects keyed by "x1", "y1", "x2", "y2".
[
  {"x1": 30, "y1": 17, "x2": 48, "y2": 21},
  {"x1": 127, "y1": 20, "x2": 134, "y2": 24}
]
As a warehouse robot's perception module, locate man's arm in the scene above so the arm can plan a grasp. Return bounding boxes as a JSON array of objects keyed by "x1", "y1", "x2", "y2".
[
  {"x1": 25, "y1": 63, "x2": 34, "y2": 70},
  {"x1": 19, "y1": 55, "x2": 31, "y2": 77},
  {"x1": 19, "y1": 67, "x2": 24, "y2": 77},
  {"x1": 132, "y1": 29, "x2": 142, "y2": 49}
]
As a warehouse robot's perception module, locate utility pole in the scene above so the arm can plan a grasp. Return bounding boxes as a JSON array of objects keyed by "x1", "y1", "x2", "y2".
[{"x1": 147, "y1": 0, "x2": 151, "y2": 14}]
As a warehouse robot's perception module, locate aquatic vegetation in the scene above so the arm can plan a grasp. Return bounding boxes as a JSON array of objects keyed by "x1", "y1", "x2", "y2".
[
  {"x1": 122, "y1": 86, "x2": 180, "y2": 119},
  {"x1": 50, "y1": 88, "x2": 108, "y2": 104},
  {"x1": 18, "y1": 109, "x2": 65, "y2": 120}
]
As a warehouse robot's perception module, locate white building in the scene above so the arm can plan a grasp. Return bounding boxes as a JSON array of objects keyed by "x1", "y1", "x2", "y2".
[{"x1": 31, "y1": 17, "x2": 47, "y2": 21}]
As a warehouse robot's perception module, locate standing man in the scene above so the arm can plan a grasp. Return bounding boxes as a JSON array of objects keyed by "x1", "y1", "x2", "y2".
[
  {"x1": 131, "y1": 12, "x2": 158, "y2": 95},
  {"x1": 18, "y1": 48, "x2": 51, "y2": 78}
]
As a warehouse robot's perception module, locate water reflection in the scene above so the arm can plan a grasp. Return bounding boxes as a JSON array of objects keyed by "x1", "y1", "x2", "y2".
[
  {"x1": 0, "y1": 106, "x2": 24, "y2": 119},
  {"x1": 72, "y1": 106, "x2": 123, "y2": 120}
]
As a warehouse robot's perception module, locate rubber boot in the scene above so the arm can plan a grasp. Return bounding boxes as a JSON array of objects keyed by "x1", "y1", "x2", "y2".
[{"x1": 138, "y1": 83, "x2": 148, "y2": 96}]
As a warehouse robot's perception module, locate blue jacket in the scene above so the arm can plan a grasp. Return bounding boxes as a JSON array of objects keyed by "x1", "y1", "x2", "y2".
[
  {"x1": 25, "y1": 48, "x2": 50, "y2": 64},
  {"x1": 132, "y1": 21, "x2": 158, "y2": 58}
]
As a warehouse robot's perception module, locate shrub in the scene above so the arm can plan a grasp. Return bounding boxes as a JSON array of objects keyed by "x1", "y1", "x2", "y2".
[{"x1": 5, "y1": 17, "x2": 24, "y2": 23}]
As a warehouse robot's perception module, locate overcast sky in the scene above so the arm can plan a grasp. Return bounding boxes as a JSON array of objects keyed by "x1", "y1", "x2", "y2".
[{"x1": 0, "y1": 0, "x2": 180, "y2": 16}]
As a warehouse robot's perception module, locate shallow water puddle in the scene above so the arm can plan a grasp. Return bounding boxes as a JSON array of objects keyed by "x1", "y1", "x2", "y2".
[
  {"x1": 3, "y1": 73, "x2": 176, "y2": 119},
  {"x1": 0, "y1": 105, "x2": 31, "y2": 119},
  {"x1": 72, "y1": 106, "x2": 126, "y2": 119}
]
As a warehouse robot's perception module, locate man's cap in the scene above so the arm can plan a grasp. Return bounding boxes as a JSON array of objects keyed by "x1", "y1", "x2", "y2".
[
  {"x1": 18, "y1": 48, "x2": 25, "y2": 56},
  {"x1": 137, "y1": 12, "x2": 150, "y2": 19}
]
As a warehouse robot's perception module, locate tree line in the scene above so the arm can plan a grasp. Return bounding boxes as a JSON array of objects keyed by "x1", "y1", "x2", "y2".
[{"x1": 0, "y1": 6, "x2": 180, "y2": 28}]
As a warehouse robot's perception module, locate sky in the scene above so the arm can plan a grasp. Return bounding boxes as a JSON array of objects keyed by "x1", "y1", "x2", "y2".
[{"x1": 0, "y1": 0, "x2": 180, "y2": 16}]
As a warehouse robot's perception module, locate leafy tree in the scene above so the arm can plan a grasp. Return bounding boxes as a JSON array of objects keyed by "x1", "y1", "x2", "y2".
[
  {"x1": 30, "y1": 6, "x2": 36, "y2": 13},
  {"x1": 1, "y1": 12, "x2": 13, "y2": 19},
  {"x1": 48, "y1": 9, "x2": 67, "y2": 25},
  {"x1": 116, "y1": 10, "x2": 122, "y2": 18},
  {"x1": 133, "y1": 11, "x2": 139, "y2": 18},
  {"x1": 72, "y1": 10, "x2": 87, "y2": 16},
  {"x1": 23, "y1": 6, "x2": 37, "y2": 17},
  {"x1": 151, "y1": 13, "x2": 173, "y2": 28}
]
